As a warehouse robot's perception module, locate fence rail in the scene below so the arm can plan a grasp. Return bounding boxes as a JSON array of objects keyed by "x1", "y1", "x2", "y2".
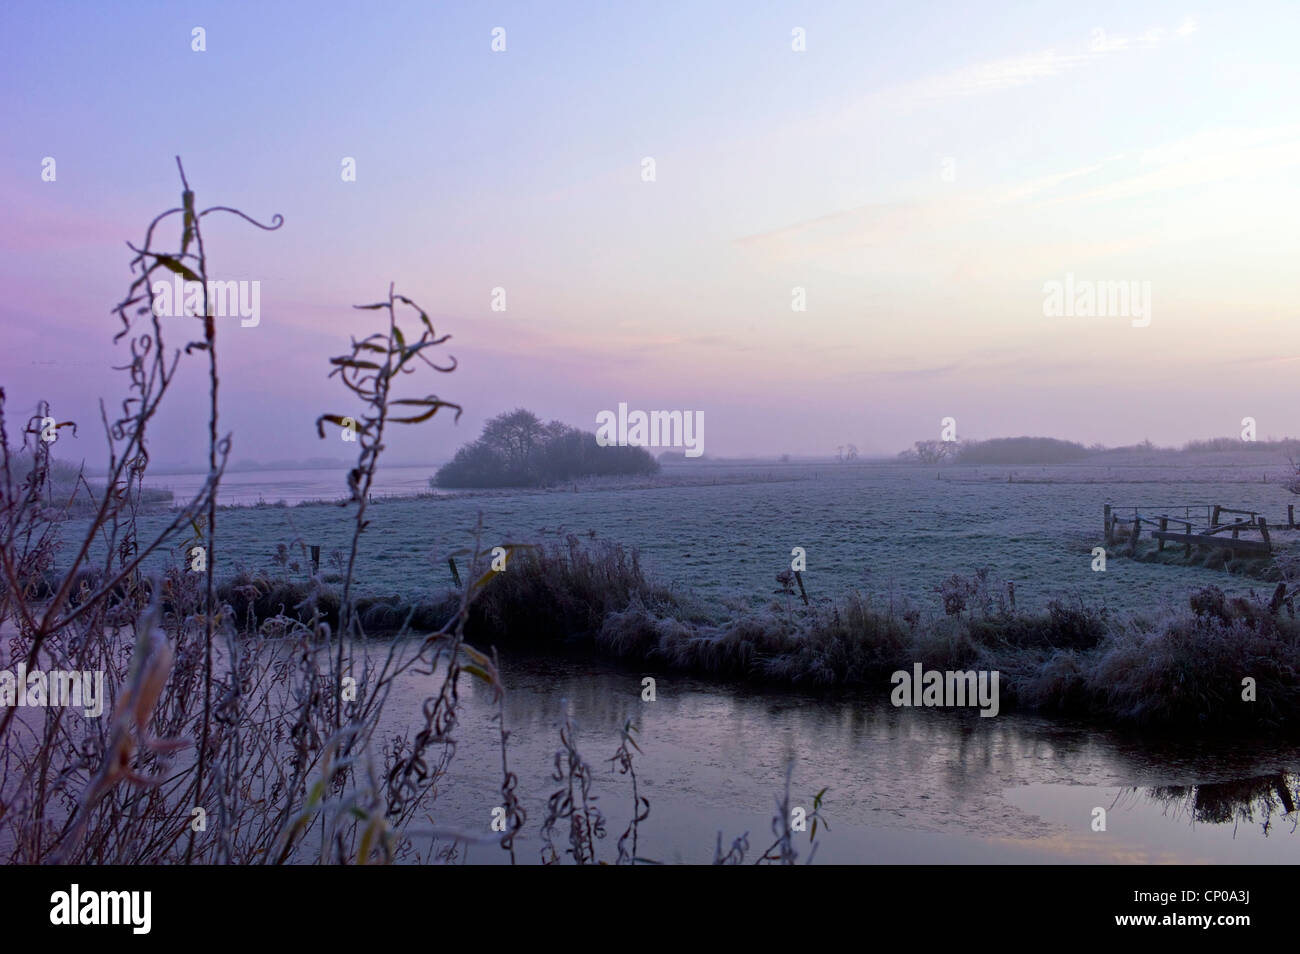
[{"x1": 1103, "y1": 502, "x2": 1294, "y2": 556}]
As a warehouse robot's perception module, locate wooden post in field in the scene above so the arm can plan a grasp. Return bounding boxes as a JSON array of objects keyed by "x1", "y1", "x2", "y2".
[
  {"x1": 1128, "y1": 517, "x2": 1141, "y2": 556},
  {"x1": 1104, "y1": 505, "x2": 1112, "y2": 545},
  {"x1": 310, "y1": 545, "x2": 321, "y2": 574},
  {"x1": 1211, "y1": 504, "x2": 1222, "y2": 528},
  {"x1": 1289, "y1": 504, "x2": 1295, "y2": 529},
  {"x1": 448, "y1": 557, "x2": 461, "y2": 587},
  {"x1": 1260, "y1": 517, "x2": 1271, "y2": 553},
  {"x1": 794, "y1": 570, "x2": 809, "y2": 606},
  {"x1": 1157, "y1": 517, "x2": 1168, "y2": 552}
]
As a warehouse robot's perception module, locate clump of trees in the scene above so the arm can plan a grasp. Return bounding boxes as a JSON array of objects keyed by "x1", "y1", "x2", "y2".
[
  {"x1": 3, "y1": 450, "x2": 85, "y2": 500},
  {"x1": 955, "y1": 437, "x2": 1088, "y2": 465},
  {"x1": 897, "y1": 440, "x2": 957, "y2": 464},
  {"x1": 3, "y1": 450, "x2": 173, "y2": 515},
  {"x1": 433, "y1": 408, "x2": 659, "y2": 488},
  {"x1": 897, "y1": 436, "x2": 1093, "y2": 466}
]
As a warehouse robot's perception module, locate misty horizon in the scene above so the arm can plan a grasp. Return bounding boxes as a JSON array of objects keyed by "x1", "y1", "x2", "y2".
[{"x1": 21, "y1": 425, "x2": 1300, "y2": 477}]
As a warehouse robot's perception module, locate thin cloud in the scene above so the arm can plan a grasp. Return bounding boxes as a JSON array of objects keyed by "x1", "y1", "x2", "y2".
[
  {"x1": 1037, "y1": 137, "x2": 1300, "y2": 207},
  {"x1": 733, "y1": 161, "x2": 1114, "y2": 264},
  {"x1": 865, "y1": 16, "x2": 1198, "y2": 110}
]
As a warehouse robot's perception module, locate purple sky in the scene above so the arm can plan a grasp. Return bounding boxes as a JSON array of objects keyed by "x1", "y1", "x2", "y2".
[{"x1": 2, "y1": 1, "x2": 1299, "y2": 469}]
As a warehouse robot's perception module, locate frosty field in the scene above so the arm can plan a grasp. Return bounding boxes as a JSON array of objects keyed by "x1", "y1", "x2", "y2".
[{"x1": 115, "y1": 455, "x2": 1300, "y2": 618}]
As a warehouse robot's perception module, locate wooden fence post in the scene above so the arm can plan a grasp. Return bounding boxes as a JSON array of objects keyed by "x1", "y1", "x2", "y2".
[
  {"x1": 794, "y1": 570, "x2": 809, "y2": 606},
  {"x1": 310, "y1": 545, "x2": 321, "y2": 574},
  {"x1": 1104, "y1": 505, "x2": 1112, "y2": 545}
]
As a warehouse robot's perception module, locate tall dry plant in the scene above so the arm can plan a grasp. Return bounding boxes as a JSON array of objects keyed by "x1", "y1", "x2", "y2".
[{"x1": 0, "y1": 163, "x2": 519, "y2": 865}]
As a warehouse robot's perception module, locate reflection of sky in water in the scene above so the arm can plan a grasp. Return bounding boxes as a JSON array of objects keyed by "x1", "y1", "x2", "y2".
[
  {"x1": 143, "y1": 465, "x2": 443, "y2": 506},
  {"x1": 1004, "y1": 779, "x2": 1299, "y2": 864},
  {"x1": 378, "y1": 648, "x2": 1300, "y2": 864}
]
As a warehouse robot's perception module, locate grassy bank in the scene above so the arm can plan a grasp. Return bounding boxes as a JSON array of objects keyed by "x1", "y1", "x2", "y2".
[{"x1": 215, "y1": 539, "x2": 1300, "y2": 732}]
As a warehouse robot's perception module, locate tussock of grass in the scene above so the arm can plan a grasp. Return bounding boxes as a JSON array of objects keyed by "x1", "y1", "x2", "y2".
[
  {"x1": 1127, "y1": 541, "x2": 1286, "y2": 581},
  {"x1": 465, "y1": 537, "x2": 673, "y2": 642},
  {"x1": 1081, "y1": 613, "x2": 1298, "y2": 727},
  {"x1": 219, "y1": 572, "x2": 342, "y2": 631}
]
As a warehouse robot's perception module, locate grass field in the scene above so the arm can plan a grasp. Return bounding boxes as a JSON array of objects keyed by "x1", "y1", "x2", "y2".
[{"x1": 63, "y1": 455, "x2": 1300, "y2": 618}]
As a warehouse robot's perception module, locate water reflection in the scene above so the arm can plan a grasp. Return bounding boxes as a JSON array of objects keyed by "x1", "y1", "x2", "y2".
[
  {"x1": 1125, "y1": 774, "x2": 1299, "y2": 836},
  {"x1": 373, "y1": 645, "x2": 1300, "y2": 862}
]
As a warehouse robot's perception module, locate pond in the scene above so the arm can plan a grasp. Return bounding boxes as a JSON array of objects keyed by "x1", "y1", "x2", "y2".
[{"x1": 381, "y1": 645, "x2": 1300, "y2": 864}]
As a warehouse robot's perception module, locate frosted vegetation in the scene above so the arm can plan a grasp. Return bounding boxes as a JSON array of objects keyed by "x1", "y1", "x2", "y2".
[{"x1": 198, "y1": 536, "x2": 1296, "y2": 731}]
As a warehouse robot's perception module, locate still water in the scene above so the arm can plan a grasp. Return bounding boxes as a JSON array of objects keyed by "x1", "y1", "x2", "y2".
[
  {"x1": 382, "y1": 646, "x2": 1300, "y2": 864},
  {"x1": 144, "y1": 465, "x2": 443, "y2": 506}
]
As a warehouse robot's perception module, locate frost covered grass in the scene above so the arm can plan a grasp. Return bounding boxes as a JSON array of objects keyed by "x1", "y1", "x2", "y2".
[
  {"x1": 64, "y1": 457, "x2": 1300, "y2": 620},
  {"x1": 220, "y1": 539, "x2": 1300, "y2": 732}
]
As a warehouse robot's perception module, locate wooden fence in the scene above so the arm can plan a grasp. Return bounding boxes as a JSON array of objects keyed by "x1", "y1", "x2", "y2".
[{"x1": 1103, "y1": 503, "x2": 1296, "y2": 557}]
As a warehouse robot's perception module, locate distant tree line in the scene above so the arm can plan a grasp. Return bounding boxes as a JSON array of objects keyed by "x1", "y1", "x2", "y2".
[
  {"x1": 433, "y1": 408, "x2": 659, "y2": 488},
  {"x1": 1181, "y1": 436, "x2": 1300, "y2": 454},
  {"x1": 898, "y1": 436, "x2": 1088, "y2": 465},
  {"x1": 898, "y1": 434, "x2": 1300, "y2": 465}
]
